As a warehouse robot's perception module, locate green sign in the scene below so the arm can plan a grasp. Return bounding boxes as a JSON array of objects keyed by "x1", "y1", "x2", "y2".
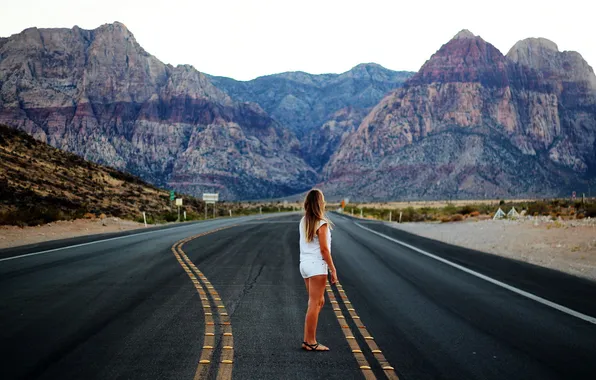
[{"x1": 170, "y1": 190, "x2": 175, "y2": 201}]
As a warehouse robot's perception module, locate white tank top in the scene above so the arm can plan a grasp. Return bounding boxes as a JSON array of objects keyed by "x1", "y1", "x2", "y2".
[{"x1": 299, "y1": 217, "x2": 331, "y2": 262}]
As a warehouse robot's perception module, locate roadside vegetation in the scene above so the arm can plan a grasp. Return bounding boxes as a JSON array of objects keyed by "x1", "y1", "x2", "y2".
[{"x1": 341, "y1": 198, "x2": 596, "y2": 223}]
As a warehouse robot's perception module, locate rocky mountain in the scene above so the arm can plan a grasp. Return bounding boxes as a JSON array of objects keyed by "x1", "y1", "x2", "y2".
[
  {"x1": 209, "y1": 63, "x2": 413, "y2": 136},
  {"x1": 210, "y1": 63, "x2": 413, "y2": 169},
  {"x1": 2, "y1": 23, "x2": 595, "y2": 202},
  {"x1": 0, "y1": 22, "x2": 316, "y2": 200},
  {"x1": 323, "y1": 30, "x2": 596, "y2": 200}
]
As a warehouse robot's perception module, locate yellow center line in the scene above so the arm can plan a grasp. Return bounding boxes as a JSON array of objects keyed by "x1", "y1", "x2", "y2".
[
  {"x1": 171, "y1": 225, "x2": 240, "y2": 380},
  {"x1": 325, "y1": 285, "x2": 376, "y2": 380},
  {"x1": 332, "y1": 283, "x2": 400, "y2": 380}
]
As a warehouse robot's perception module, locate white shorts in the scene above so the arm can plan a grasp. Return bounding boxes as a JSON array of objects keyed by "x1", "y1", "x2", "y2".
[{"x1": 299, "y1": 259, "x2": 328, "y2": 279}]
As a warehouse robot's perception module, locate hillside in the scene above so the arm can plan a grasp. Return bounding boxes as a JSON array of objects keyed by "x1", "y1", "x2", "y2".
[{"x1": 0, "y1": 125, "x2": 204, "y2": 226}]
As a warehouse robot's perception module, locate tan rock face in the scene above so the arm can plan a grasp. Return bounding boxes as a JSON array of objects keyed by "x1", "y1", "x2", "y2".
[
  {"x1": 323, "y1": 31, "x2": 596, "y2": 200},
  {"x1": 0, "y1": 23, "x2": 316, "y2": 200}
]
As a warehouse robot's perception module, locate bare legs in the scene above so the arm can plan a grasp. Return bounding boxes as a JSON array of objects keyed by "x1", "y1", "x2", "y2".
[{"x1": 302, "y1": 275, "x2": 330, "y2": 351}]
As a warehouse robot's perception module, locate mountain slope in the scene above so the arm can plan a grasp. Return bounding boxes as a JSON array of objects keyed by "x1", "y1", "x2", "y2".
[
  {"x1": 323, "y1": 30, "x2": 596, "y2": 200},
  {"x1": 0, "y1": 124, "x2": 203, "y2": 225},
  {"x1": 0, "y1": 22, "x2": 316, "y2": 200}
]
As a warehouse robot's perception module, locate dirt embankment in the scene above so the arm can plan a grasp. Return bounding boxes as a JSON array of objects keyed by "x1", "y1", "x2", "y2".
[
  {"x1": 0, "y1": 218, "x2": 144, "y2": 250},
  {"x1": 388, "y1": 218, "x2": 596, "y2": 281}
]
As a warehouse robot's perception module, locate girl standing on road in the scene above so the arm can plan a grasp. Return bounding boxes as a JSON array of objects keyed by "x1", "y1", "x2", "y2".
[{"x1": 299, "y1": 189, "x2": 338, "y2": 351}]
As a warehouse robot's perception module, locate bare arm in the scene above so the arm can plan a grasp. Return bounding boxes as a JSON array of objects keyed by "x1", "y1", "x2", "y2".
[{"x1": 318, "y1": 224, "x2": 338, "y2": 283}]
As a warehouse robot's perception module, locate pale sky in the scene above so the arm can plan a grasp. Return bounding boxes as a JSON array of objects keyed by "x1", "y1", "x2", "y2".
[{"x1": 2, "y1": 0, "x2": 594, "y2": 81}]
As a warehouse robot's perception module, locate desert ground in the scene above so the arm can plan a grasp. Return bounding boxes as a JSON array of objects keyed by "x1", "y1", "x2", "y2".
[{"x1": 387, "y1": 217, "x2": 596, "y2": 281}]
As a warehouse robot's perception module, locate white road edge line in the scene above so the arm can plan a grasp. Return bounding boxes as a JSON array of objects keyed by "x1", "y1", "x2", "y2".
[
  {"x1": 0, "y1": 222, "x2": 212, "y2": 263},
  {"x1": 355, "y1": 222, "x2": 596, "y2": 325}
]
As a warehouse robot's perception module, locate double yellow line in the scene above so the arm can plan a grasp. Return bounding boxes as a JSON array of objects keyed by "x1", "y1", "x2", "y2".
[
  {"x1": 171, "y1": 226, "x2": 236, "y2": 380},
  {"x1": 326, "y1": 282, "x2": 399, "y2": 380},
  {"x1": 172, "y1": 221, "x2": 399, "y2": 379}
]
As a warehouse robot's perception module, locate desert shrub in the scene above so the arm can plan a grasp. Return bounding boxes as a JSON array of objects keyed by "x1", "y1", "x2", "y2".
[
  {"x1": 440, "y1": 216, "x2": 451, "y2": 223},
  {"x1": 577, "y1": 213, "x2": 585, "y2": 219},
  {"x1": 470, "y1": 211, "x2": 480, "y2": 217},
  {"x1": 451, "y1": 214, "x2": 465, "y2": 222},
  {"x1": 528, "y1": 201, "x2": 549, "y2": 216},
  {"x1": 442, "y1": 203, "x2": 458, "y2": 215},
  {"x1": 584, "y1": 205, "x2": 596, "y2": 218},
  {"x1": 0, "y1": 206, "x2": 65, "y2": 226},
  {"x1": 478, "y1": 204, "x2": 494, "y2": 215},
  {"x1": 499, "y1": 199, "x2": 505, "y2": 205},
  {"x1": 458, "y1": 205, "x2": 478, "y2": 215}
]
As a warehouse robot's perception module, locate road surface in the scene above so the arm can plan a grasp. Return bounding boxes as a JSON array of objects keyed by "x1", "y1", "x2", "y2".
[{"x1": 1, "y1": 213, "x2": 595, "y2": 379}]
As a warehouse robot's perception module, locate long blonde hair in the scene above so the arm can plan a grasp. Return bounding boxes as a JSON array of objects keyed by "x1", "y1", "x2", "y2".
[{"x1": 303, "y1": 189, "x2": 333, "y2": 242}]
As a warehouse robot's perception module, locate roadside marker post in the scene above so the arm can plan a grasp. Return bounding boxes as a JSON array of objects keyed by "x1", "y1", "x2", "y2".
[
  {"x1": 142, "y1": 211, "x2": 147, "y2": 227},
  {"x1": 176, "y1": 198, "x2": 183, "y2": 222},
  {"x1": 259, "y1": 207, "x2": 262, "y2": 215},
  {"x1": 229, "y1": 210, "x2": 232, "y2": 217},
  {"x1": 360, "y1": 209, "x2": 363, "y2": 218},
  {"x1": 399, "y1": 212, "x2": 403, "y2": 223},
  {"x1": 184, "y1": 211, "x2": 187, "y2": 221},
  {"x1": 389, "y1": 211, "x2": 392, "y2": 222}
]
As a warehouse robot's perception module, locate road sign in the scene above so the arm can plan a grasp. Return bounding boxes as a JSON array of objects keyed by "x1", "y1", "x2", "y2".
[
  {"x1": 170, "y1": 190, "x2": 175, "y2": 201},
  {"x1": 203, "y1": 193, "x2": 219, "y2": 204},
  {"x1": 175, "y1": 198, "x2": 183, "y2": 206},
  {"x1": 572, "y1": 191, "x2": 576, "y2": 200}
]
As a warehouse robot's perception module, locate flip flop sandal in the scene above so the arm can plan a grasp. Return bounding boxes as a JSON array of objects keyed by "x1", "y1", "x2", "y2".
[{"x1": 302, "y1": 341, "x2": 326, "y2": 351}]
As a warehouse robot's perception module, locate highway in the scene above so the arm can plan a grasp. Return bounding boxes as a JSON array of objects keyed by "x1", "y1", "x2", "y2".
[{"x1": 1, "y1": 213, "x2": 595, "y2": 380}]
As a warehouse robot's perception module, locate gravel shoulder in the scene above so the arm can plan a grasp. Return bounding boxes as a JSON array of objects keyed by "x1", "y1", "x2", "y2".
[
  {"x1": 0, "y1": 218, "x2": 145, "y2": 249},
  {"x1": 387, "y1": 218, "x2": 596, "y2": 281}
]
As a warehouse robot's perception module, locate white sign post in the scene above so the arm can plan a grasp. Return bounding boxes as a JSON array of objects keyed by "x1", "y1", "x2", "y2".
[
  {"x1": 142, "y1": 211, "x2": 147, "y2": 227},
  {"x1": 176, "y1": 198, "x2": 183, "y2": 222},
  {"x1": 203, "y1": 193, "x2": 218, "y2": 219}
]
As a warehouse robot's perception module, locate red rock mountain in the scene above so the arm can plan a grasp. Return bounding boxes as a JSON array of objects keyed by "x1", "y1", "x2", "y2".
[
  {"x1": 323, "y1": 30, "x2": 596, "y2": 200},
  {"x1": 0, "y1": 22, "x2": 316, "y2": 200}
]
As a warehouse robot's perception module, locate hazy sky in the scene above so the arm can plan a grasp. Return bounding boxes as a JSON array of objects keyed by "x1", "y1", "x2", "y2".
[{"x1": 2, "y1": 0, "x2": 594, "y2": 80}]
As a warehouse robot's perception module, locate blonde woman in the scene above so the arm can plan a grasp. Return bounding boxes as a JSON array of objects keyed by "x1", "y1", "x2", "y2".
[{"x1": 299, "y1": 189, "x2": 338, "y2": 351}]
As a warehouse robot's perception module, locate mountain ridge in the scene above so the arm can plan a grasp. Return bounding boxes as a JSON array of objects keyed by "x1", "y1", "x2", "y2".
[
  {"x1": 1, "y1": 23, "x2": 595, "y2": 201},
  {"x1": 322, "y1": 30, "x2": 596, "y2": 200}
]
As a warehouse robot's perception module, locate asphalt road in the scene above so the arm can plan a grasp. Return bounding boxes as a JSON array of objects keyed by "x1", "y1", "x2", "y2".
[{"x1": 1, "y1": 213, "x2": 595, "y2": 380}]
